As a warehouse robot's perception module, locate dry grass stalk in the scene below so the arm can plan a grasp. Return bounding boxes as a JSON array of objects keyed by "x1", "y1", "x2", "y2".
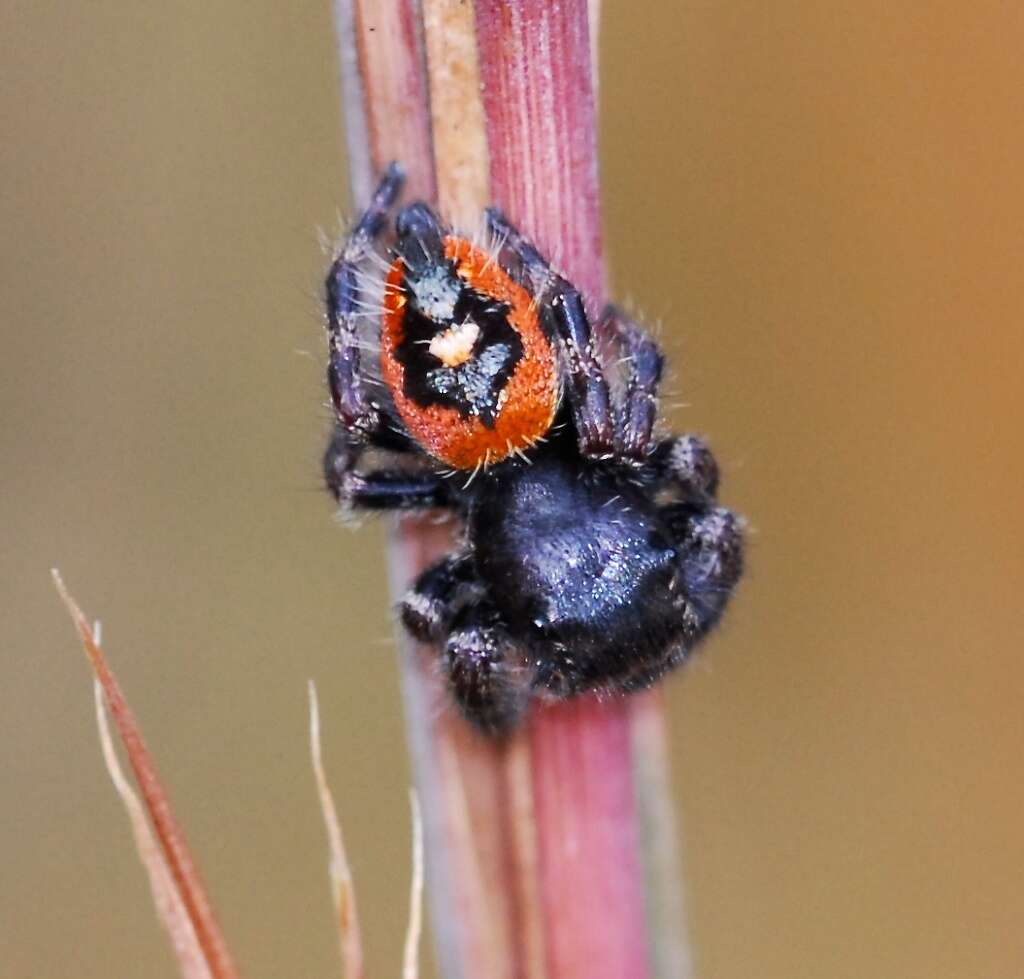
[
  {"x1": 52, "y1": 570, "x2": 241, "y2": 979},
  {"x1": 309, "y1": 680, "x2": 365, "y2": 979},
  {"x1": 56, "y1": 571, "x2": 425, "y2": 979},
  {"x1": 92, "y1": 677, "x2": 214, "y2": 979},
  {"x1": 309, "y1": 681, "x2": 425, "y2": 979}
]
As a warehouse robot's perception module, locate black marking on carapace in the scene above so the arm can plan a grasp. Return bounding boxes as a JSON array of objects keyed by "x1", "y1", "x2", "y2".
[{"x1": 394, "y1": 277, "x2": 524, "y2": 428}]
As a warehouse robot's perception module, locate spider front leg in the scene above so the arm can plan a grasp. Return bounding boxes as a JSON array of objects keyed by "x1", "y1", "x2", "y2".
[
  {"x1": 485, "y1": 208, "x2": 616, "y2": 458},
  {"x1": 324, "y1": 165, "x2": 454, "y2": 512},
  {"x1": 325, "y1": 161, "x2": 404, "y2": 441},
  {"x1": 444, "y1": 601, "x2": 534, "y2": 734},
  {"x1": 323, "y1": 422, "x2": 453, "y2": 511}
]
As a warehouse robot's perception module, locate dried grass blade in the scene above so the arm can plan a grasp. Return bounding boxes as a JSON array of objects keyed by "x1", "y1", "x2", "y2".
[
  {"x1": 52, "y1": 570, "x2": 241, "y2": 979},
  {"x1": 402, "y1": 790, "x2": 425, "y2": 979},
  {"x1": 93, "y1": 679, "x2": 213, "y2": 979},
  {"x1": 308, "y1": 681, "x2": 365, "y2": 979}
]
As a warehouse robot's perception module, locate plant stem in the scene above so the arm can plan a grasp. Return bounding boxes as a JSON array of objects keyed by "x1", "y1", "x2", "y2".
[{"x1": 332, "y1": 3, "x2": 691, "y2": 976}]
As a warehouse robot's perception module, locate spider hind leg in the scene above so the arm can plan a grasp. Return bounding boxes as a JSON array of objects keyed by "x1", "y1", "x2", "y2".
[
  {"x1": 400, "y1": 553, "x2": 475, "y2": 641},
  {"x1": 663, "y1": 503, "x2": 745, "y2": 630},
  {"x1": 444, "y1": 602, "x2": 534, "y2": 734}
]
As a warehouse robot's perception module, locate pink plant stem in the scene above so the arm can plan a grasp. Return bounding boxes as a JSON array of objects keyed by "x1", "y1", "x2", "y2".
[
  {"x1": 473, "y1": 3, "x2": 649, "y2": 976},
  {"x1": 334, "y1": 3, "x2": 687, "y2": 977}
]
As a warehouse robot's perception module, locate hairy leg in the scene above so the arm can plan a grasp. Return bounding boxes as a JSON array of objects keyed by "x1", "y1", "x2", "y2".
[
  {"x1": 597, "y1": 304, "x2": 665, "y2": 462},
  {"x1": 605, "y1": 504, "x2": 743, "y2": 695},
  {"x1": 485, "y1": 208, "x2": 616, "y2": 458},
  {"x1": 323, "y1": 422, "x2": 453, "y2": 511},
  {"x1": 663, "y1": 503, "x2": 744, "y2": 629},
  {"x1": 322, "y1": 166, "x2": 459, "y2": 512},
  {"x1": 444, "y1": 601, "x2": 534, "y2": 734},
  {"x1": 647, "y1": 434, "x2": 721, "y2": 505},
  {"x1": 325, "y1": 161, "x2": 405, "y2": 441},
  {"x1": 400, "y1": 553, "x2": 476, "y2": 642}
]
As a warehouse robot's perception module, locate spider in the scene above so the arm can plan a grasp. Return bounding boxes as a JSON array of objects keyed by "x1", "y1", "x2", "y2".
[{"x1": 322, "y1": 162, "x2": 744, "y2": 733}]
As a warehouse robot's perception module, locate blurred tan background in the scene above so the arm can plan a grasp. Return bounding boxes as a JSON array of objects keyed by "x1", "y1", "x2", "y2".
[{"x1": 3, "y1": 2, "x2": 1023, "y2": 977}]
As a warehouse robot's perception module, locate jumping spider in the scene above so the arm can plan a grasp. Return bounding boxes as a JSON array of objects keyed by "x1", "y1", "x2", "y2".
[{"x1": 323, "y1": 162, "x2": 744, "y2": 733}]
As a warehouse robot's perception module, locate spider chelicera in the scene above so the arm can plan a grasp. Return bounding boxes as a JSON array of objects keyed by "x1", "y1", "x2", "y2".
[{"x1": 322, "y1": 162, "x2": 744, "y2": 733}]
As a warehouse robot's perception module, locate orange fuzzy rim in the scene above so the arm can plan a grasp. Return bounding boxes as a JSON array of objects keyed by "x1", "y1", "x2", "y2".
[{"x1": 380, "y1": 236, "x2": 560, "y2": 471}]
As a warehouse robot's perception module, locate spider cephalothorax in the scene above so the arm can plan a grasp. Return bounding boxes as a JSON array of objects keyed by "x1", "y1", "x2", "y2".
[{"x1": 323, "y1": 162, "x2": 744, "y2": 733}]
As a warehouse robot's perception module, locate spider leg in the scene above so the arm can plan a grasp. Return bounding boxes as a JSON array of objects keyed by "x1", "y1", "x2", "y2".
[
  {"x1": 597, "y1": 304, "x2": 665, "y2": 462},
  {"x1": 647, "y1": 434, "x2": 720, "y2": 504},
  {"x1": 323, "y1": 423, "x2": 454, "y2": 511},
  {"x1": 400, "y1": 553, "x2": 476, "y2": 642},
  {"x1": 606, "y1": 647, "x2": 690, "y2": 695},
  {"x1": 485, "y1": 208, "x2": 616, "y2": 458},
  {"x1": 484, "y1": 207, "x2": 549, "y2": 286},
  {"x1": 609, "y1": 503, "x2": 743, "y2": 695},
  {"x1": 662, "y1": 503, "x2": 744, "y2": 631},
  {"x1": 395, "y1": 201, "x2": 447, "y2": 276},
  {"x1": 325, "y1": 161, "x2": 404, "y2": 441},
  {"x1": 444, "y1": 600, "x2": 534, "y2": 734},
  {"x1": 324, "y1": 165, "x2": 454, "y2": 511}
]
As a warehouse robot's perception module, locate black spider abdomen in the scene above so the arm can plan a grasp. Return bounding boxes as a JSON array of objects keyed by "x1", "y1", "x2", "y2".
[{"x1": 470, "y1": 453, "x2": 692, "y2": 693}]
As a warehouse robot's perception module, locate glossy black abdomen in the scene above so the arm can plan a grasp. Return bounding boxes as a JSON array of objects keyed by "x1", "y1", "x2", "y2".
[{"x1": 469, "y1": 453, "x2": 688, "y2": 691}]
